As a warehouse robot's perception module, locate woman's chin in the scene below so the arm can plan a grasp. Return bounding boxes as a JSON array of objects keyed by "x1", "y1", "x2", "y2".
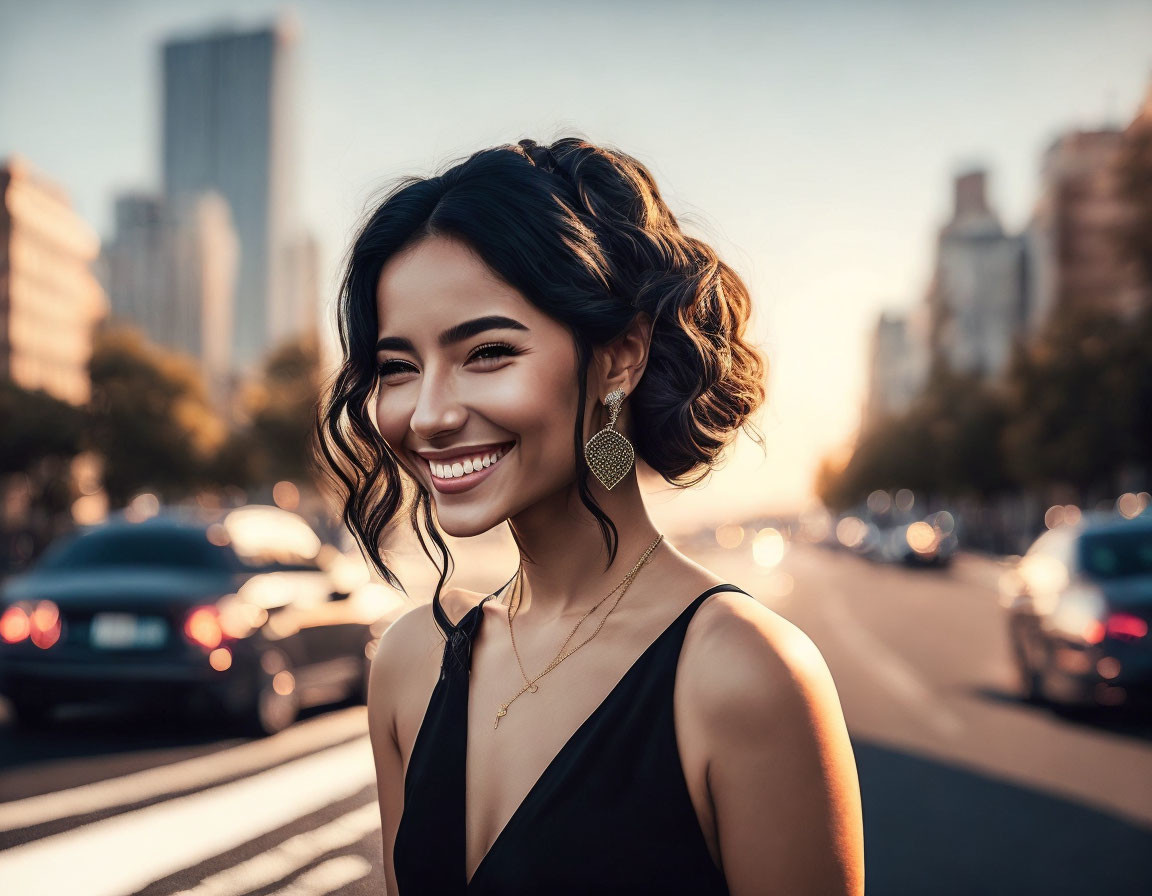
[{"x1": 436, "y1": 513, "x2": 506, "y2": 539}]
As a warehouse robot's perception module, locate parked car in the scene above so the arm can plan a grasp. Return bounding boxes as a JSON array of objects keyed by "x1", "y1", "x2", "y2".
[
  {"x1": 1001, "y1": 513, "x2": 1152, "y2": 711},
  {"x1": 875, "y1": 517, "x2": 958, "y2": 568},
  {"x1": 0, "y1": 504, "x2": 394, "y2": 735}
]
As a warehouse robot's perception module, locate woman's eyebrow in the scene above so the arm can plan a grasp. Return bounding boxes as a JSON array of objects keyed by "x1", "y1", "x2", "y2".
[{"x1": 375, "y1": 315, "x2": 529, "y2": 353}]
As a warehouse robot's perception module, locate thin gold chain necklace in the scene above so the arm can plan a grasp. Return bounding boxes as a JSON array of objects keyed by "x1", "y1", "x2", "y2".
[
  {"x1": 493, "y1": 533, "x2": 663, "y2": 729},
  {"x1": 504, "y1": 560, "x2": 624, "y2": 688}
]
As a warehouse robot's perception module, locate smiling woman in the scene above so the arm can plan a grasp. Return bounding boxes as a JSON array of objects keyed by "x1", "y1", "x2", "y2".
[{"x1": 313, "y1": 136, "x2": 863, "y2": 895}]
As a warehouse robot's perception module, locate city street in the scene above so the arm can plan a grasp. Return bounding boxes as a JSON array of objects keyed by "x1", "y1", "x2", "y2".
[{"x1": 2, "y1": 536, "x2": 1150, "y2": 895}]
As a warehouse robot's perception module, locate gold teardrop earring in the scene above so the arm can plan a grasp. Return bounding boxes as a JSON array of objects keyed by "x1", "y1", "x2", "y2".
[{"x1": 583, "y1": 388, "x2": 635, "y2": 490}]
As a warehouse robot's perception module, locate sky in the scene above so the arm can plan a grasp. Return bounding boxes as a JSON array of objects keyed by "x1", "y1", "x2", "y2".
[{"x1": 1, "y1": 0, "x2": 1150, "y2": 528}]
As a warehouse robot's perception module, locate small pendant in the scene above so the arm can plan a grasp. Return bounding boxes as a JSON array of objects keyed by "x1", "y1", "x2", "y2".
[
  {"x1": 528, "y1": 683, "x2": 539, "y2": 693},
  {"x1": 494, "y1": 706, "x2": 508, "y2": 729}
]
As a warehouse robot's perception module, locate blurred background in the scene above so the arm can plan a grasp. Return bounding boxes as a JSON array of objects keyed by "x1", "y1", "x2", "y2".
[{"x1": 2, "y1": 1, "x2": 1152, "y2": 894}]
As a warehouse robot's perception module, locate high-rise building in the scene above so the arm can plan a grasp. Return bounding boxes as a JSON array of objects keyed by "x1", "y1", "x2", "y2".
[
  {"x1": 167, "y1": 192, "x2": 239, "y2": 410},
  {"x1": 863, "y1": 308, "x2": 930, "y2": 429},
  {"x1": 1025, "y1": 124, "x2": 1148, "y2": 335},
  {"x1": 0, "y1": 156, "x2": 107, "y2": 406},
  {"x1": 161, "y1": 16, "x2": 298, "y2": 376},
  {"x1": 103, "y1": 193, "x2": 171, "y2": 343},
  {"x1": 926, "y1": 169, "x2": 1025, "y2": 379},
  {"x1": 275, "y1": 228, "x2": 320, "y2": 348},
  {"x1": 102, "y1": 190, "x2": 238, "y2": 411}
]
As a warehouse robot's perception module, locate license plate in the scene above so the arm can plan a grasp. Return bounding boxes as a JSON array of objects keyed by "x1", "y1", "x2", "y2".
[{"x1": 90, "y1": 613, "x2": 168, "y2": 649}]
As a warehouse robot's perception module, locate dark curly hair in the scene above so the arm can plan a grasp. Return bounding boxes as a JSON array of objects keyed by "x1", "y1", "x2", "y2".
[{"x1": 312, "y1": 135, "x2": 768, "y2": 642}]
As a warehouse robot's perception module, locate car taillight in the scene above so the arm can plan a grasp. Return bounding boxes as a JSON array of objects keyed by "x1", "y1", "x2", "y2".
[
  {"x1": 1, "y1": 605, "x2": 31, "y2": 643},
  {"x1": 0, "y1": 601, "x2": 61, "y2": 648},
  {"x1": 183, "y1": 605, "x2": 229, "y2": 650},
  {"x1": 1105, "y1": 612, "x2": 1149, "y2": 643}
]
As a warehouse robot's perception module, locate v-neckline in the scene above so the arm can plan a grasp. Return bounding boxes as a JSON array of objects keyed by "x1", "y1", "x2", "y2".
[{"x1": 462, "y1": 582, "x2": 739, "y2": 889}]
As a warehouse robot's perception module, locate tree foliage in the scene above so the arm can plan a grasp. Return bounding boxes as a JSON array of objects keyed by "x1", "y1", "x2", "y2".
[
  {"x1": 0, "y1": 380, "x2": 85, "y2": 475},
  {"x1": 236, "y1": 328, "x2": 324, "y2": 487},
  {"x1": 86, "y1": 324, "x2": 227, "y2": 506}
]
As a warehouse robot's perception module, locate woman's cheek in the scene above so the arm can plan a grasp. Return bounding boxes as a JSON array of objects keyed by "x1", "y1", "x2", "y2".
[{"x1": 373, "y1": 394, "x2": 405, "y2": 447}]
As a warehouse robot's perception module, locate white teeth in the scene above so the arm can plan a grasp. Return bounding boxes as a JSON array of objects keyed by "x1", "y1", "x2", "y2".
[{"x1": 430, "y1": 444, "x2": 511, "y2": 480}]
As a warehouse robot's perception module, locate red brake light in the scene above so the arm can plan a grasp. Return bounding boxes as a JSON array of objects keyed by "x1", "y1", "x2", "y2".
[
  {"x1": 1, "y1": 601, "x2": 61, "y2": 647},
  {"x1": 184, "y1": 605, "x2": 227, "y2": 650},
  {"x1": 1105, "y1": 612, "x2": 1149, "y2": 643},
  {"x1": 1, "y1": 605, "x2": 31, "y2": 644}
]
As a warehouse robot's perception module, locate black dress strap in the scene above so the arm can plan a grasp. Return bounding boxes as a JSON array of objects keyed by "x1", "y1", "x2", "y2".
[{"x1": 439, "y1": 572, "x2": 517, "y2": 681}]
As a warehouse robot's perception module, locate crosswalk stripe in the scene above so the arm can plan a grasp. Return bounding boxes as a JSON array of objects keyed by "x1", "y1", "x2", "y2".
[
  {"x1": 0, "y1": 736, "x2": 375, "y2": 896},
  {"x1": 169, "y1": 803, "x2": 379, "y2": 896},
  {"x1": 0, "y1": 707, "x2": 369, "y2": 833}
]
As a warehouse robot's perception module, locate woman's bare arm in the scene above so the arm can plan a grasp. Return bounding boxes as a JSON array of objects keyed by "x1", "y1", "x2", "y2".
[
  {"x1": 366, "y1": 607, "x2": 424, "y2": 896},
  {"x1": 694, "y1": 598, "x2": 865, "y2": 895}
]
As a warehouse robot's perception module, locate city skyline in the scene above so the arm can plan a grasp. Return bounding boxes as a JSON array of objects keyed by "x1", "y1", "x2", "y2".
[{"x1": 2, "y1": 0, "x2": 1150, "y2": 521}]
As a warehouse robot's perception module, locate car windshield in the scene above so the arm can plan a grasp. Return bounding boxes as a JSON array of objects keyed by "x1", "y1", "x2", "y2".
[
  {"x1": 35, "y1": 527, "x2": 237, "y2": 572},
  {"x1": 1079, "y1": 529, "x2": 1152, "y2": 579}
]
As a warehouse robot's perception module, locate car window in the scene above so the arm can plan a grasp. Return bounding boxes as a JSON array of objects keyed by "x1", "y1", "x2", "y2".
[
  {"x1": 35, "y1": 527, "x2": 237, "y2": 572},
  {"x1": 1079, "y1": 529, "x2": 1152, "y2": 579}
]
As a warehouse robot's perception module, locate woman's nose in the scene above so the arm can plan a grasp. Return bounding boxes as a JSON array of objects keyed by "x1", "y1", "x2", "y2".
[{"x1": 408, "y1": 374, "x2": 466, "y2": 440}]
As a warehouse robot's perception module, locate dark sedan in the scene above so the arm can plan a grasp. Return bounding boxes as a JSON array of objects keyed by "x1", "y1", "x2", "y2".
[
  {"x1": 0, "y1": 505, "x2": 391, "y2": 735},
  {"x1": 1002, "y1": 512, "x2": 1152, "y2": 712}
]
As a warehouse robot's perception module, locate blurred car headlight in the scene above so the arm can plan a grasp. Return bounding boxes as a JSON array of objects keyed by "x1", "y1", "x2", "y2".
[
  {"x1": 1051, "y1": 583, "x2": 1108, "y2": 644},
  {"x1": 905, "y1": 522, "x2": 940, "y2": 555}
]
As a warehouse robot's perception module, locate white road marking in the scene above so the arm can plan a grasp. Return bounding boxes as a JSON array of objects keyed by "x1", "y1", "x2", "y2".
[
  {"x1": 0, "y1": 707, "x2": 369, "y2": 832},
  {"x1": 0, "y1": 736, "x2": 375, "y2": 896},
  {"x1": 171, "y1": 803, "x2": 379, "y2": 896}
]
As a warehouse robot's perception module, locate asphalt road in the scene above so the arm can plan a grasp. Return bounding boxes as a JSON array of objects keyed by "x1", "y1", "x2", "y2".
[{"x1": 1, "y1": 537, "x2": 1150, "y2": 895}]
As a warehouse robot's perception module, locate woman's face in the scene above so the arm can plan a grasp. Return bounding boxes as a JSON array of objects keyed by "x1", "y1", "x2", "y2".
[{"x1": 374, "y1": 234, "x2": 589, "y2": 536}]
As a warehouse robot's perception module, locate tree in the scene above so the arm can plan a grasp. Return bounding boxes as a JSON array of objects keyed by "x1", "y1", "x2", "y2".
[
  {"x1": 1000, "y1": 306, "x2": 1147, "y2": 501},
  {"x1": 0, "y1": 380, "x2": 85, "y2": 475},
  {"x1": 237, "y1": 328, "x2": 325, "y2": 487},
  {"x1": 86, "y1": 324, "x2": 227, "y2": 507},
  {"x1": 0, "y1": 381, "x2": 87, "y2": 568}
]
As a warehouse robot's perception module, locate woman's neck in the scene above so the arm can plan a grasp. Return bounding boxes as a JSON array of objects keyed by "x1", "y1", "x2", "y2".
[{"x1": 504, "y1": 475, "x2": 664, "y2": 624}]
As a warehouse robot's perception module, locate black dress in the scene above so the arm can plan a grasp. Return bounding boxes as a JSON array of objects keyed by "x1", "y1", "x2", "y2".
[{"x1": 393, "y1": 582, "x2": 750, "y2": 895}]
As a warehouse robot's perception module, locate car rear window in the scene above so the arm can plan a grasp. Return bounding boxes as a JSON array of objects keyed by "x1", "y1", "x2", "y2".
[
  {"x1": 1079, "y1": 529, "x2": 1152, "y2": 579},
  {"x1": 35, "y1": 527, "x2": 237, "y2": 572}
]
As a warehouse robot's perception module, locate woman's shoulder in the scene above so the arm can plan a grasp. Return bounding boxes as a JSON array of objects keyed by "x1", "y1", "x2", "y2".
[
  {"x1": 373, "y1": 585, "x2": 487, "y2": 674},
  {"x1": 684, "y1": 581, "x2": 835, "y2": 724},
  {"x1": 383, "y1": 585, "x2": 486, "y2": 640},
  {"x1": 369, "y1": 585, "x2": 489, "y2": 722}
]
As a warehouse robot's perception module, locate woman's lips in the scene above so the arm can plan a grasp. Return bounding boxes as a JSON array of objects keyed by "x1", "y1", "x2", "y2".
[{"x1": 425, "y1": 442, "x2": 515, "y2": 495}]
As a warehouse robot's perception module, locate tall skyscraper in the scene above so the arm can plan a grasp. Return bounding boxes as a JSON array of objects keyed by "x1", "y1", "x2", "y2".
[
  {"x1": 103, "y1": 190, "x2": 238, "y2": 412},
  {"x1": 0, "y1": 156, "x2": 107, "y2": 406},
  {"x1": 104, "y1": 193, "x2": 170, "y2": 343},
  {"x1": 926, "y1": 169, "x2": 1025, "y2": 379},
  {"x1": 1024, "y1": 125, "x2": 1147, "y2": 335},
  {"x1": 863, "y1": 308, "x2": 929, "y2": 430},
  {"x1": 161, "y1": 16, "x2": 298, "y2": 376}
]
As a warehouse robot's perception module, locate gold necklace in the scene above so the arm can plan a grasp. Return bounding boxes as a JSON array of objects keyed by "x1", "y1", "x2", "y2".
[
  {"x1": 503, "y1": 561, "x2": 626, "y2": 690},
  {"x1": 494, "y1": 533, "x2": 663, "y2": 729}
]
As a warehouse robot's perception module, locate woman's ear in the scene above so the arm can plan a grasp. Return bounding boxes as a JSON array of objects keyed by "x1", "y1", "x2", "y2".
[{"x1": 597, "y1": 311, "x2": 652, "y2": 397}]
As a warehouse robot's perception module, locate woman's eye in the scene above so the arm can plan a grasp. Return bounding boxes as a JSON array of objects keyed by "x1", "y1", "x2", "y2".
[
  {"x1": 375, "y1": 342, "x2": 518, "y2": 380},
  {"x1": 376, "y1": 359, "x2": 414, "y2": 378},
  {"x1": 468, "y1": 342, "x2": 518, "y2": 364}
]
